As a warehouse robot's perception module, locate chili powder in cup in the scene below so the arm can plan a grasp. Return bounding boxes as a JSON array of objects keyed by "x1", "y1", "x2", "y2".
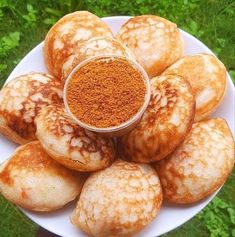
[{"x1": 64, "y1": 55, "x2": 150, "y2": 137}]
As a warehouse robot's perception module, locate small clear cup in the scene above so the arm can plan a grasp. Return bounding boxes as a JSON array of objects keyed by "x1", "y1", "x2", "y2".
[{"x1": 63, "y1": 55, "x2": 150, "y2": 137}]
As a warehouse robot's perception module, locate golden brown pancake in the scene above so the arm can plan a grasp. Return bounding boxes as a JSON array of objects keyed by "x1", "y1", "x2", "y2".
[
  {"x1": 35, "y1": 104, "x2": 115, "y2": 172},
  {"x1": 71, "y1": 159, "x2": 162, "y2": 237},
  {"x1": 0, "y1": 141, "x2": 85, "y2": 212},
  {"x1": 44, "y1": 11, "x2": 113, "y2": 78},
  {"x1": 116, "y1": 15, "x2": 184, "y2": 78},
  {"x1": 155, "y1": 118, "x2": 235, "y2": 204},
  {"x1": 163, "y1": 54, "x2": 227, "y2": 121},
  {"x1": 61, "y1": 37, "x2": 135, "y2": 82},
  {"x1": 0, "y1": 73, "x2": 63, "y2": 144},
  {"x1": 119, "y1": 74, "x2": 195, "y2": 163}
]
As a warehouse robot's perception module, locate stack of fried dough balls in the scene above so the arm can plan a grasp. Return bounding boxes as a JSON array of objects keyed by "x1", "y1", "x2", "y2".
[{"x1": 0, "y1": 11, "x2": 234, "y2": 237}]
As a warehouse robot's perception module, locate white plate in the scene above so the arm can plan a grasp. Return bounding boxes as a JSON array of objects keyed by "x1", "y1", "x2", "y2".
[{"x1": 1, "y1": 16, "x2": 235, "y2": 237}]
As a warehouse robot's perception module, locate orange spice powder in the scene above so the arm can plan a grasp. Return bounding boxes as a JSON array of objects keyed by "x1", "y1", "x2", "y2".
[{"x1": 66, "y1": 57, "x2": 146, "y2": 128}]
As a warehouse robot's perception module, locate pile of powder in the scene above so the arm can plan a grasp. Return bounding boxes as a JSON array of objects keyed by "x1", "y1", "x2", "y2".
[{"x1": 66, "y1": 57, "x2": 146, "y2": 128}]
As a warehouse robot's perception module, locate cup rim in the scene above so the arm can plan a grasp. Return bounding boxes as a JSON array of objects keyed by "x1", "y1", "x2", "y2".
[{"x1": 63, "y1": 55, "x2": 151, "y2": 133}]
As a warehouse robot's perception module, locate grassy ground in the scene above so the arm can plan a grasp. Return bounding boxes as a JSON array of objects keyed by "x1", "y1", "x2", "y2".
[{"x1": 0, "y1": 0, "x2": 235, "y2": 236}]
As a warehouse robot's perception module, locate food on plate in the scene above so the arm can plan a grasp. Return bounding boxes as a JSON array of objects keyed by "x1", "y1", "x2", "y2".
[
  {"x1": 155, "y1": 118, "x2": 235, "y2": 204},
  {"x1": 116, "y1": 15, "x2": 184, "y2": 78},
  {"x1": 0, "y1": 141, "x2": 85, "y2": 211},
  {"x1": 44, "y1": 11, "x2": 113, "y2": 78},
  {"x1": 119, "y1": 74, "x2": 195, "y2": 163},
  {"x1": 35, "y1": 104, "x2": 115, "y2": 172},
  {"x1": 0, "y1": 73, "x2": 63, "y2": 144},
  {"x1": 71, "y1": 159, "x2": 162, "y2": 237},
  {"x1": 0, "y1": 11, "x2": 234, "y2": 237},
  {"x1": 62, "y1": 37, "x2": 134, "y2": 82},
  {"x1": 64, "y1": 56, "x2": 148, "y2": 132},
  {"x1": 163, "y1": 54, "x2": 227, "y2": 121}
]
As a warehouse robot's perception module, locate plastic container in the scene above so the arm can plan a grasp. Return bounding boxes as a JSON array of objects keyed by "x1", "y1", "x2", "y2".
[{"x1": 63, "y1": 55, "x2": 150, "y2": 137}]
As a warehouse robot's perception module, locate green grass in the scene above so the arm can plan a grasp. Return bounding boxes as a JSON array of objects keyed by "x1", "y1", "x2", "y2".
[
  {"x1": 0, "y1": 0, "x2": 234, "y2": 236},
  {"x1": 0, "y1": 195, "x2": 38, "y2": 237}
]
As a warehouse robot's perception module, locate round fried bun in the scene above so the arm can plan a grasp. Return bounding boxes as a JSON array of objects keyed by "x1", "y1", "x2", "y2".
[
  {"x1": 44, "y1": 11, "x2": 113, "y2": 78},
  {"x1": 71, "y1": 159, "x2": 162, "y2": 237},
  {"x1": 155, "y1": 118, "x2": 235, "y2": 204},
  {"x1": 0, "y1": 141, "x2": 85, "y2": 212},
  {"x1": 163, "y1": 54, "x2": 227, "y2": 121},
  {"x1": 117, "y1": 15, "x2": 184, "y2": 78},
  {"x1": 119, "y1": 74, "x2": 195, "y2": 163},
  {"x1": 35, "y1": 104, "x2": 115, "y2": 172},
  {"x1": 0, "y1": 73, "x2": 63, "y2": 144}
]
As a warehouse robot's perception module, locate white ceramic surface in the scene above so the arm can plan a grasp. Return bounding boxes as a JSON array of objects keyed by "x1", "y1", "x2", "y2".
[{"x1": 0, "y1": 16, "x2": 234, "y2": 237}]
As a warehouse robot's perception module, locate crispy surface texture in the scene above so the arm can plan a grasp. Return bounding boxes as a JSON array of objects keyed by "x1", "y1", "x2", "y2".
[
  {"x1": 155, "y1": 118, "x2": 235, "y2": 204},
  {"x1": 0, "y1": 141, "x2": 85, "y2": 211},
  {"x1": 0, "y1": 73, "x2": 63, "y2": 144},
  {"x1": 119, "y1": 74, "x2": 195, "y2": 163},
  {"x1": 62, "y1": 37, "x2": 134, "y2": 82},
  {"x1": 117, "y1": 15, "x2": 184, "y2": 78},
  {"x1": 163, "y1": 53, "x2": 227, "y2": 121},
  {"x1": 44, "y1": 11, "x2": 113, "y2": 78},
  {"x1": 71, "y1": 159, "x2": 162, "y2": 237},
  {"x1": 35, "y1": 104, "x2": 115, "y2": 172}
]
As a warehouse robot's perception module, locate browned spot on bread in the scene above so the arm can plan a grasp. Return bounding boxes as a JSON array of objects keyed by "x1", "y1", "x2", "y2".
[
  {"x1": 0, "y1": 164, "x2": 13, "y2": 186},
  {"x1": 0, "y1": 112, "x2": 36, "y2": 140},
  {"x1": 21, "y1": 188, "x2": 31, "y2": 199},
  {"x1": 146, "y1": 82, "x2": 178, "y2": 126}
]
